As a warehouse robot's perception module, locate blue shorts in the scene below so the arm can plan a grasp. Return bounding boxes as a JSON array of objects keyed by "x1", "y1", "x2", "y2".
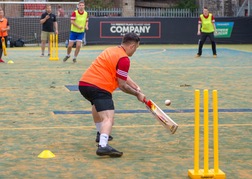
[{"x1": 69, "y1": 31, "x2": 85, "y2": 42}]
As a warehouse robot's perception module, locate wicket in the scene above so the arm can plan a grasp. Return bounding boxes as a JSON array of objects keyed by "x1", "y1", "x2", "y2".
[
  {"x1": 49, "y1": 34, "x2": 59, "y2": 61},
  {"x1": 188, "y1": 89, "x2": 226, "y2": 179}
]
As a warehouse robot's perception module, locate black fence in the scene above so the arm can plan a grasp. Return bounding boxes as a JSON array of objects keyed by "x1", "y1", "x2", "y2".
[{"x1": 8, "y1": 17, "x2": 252, "y2": 45}]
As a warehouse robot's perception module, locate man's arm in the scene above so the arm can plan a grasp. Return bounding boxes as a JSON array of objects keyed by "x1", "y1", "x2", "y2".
[
  {"x1": 54, "y1": 21, "x2": 58, "y2": 34},
  {"x1": 40, "y1": 14, "x2": 49, "y2": 24},
  {"x1": 70, "y1": 11, "x2": 83, "y2": 30},
  {"x1": 5, "y1": 25, "x2": 10, "y2": 31},
  {"x1": 197, "y1": 23, "x2": 201, "y2": 35},
  {"x1": 85, "y1": 13, "x2": 89, "y2": 30},
  {"x1": 117, "y1": 78, "x2": 145, "y2": 102},
  {"x1": 1, "y1": 21, "x2": 10, "y2": 32},
  {"x1": 126, "y1": 76, "x2": 141, "y2": 92},
  {"x1": 71, "y1": 20, "x2": 83, "y2": 30},
  {"x1": 213, "y1": 22, "x2": 217, "y2": 32},
  {"x1": 212, "y1": 15, "x2": 217, "y2": 32},
  {"x1": 197, "y1": 17, "x2": 201, "y2": 35},
  {"x1": 85, "y1": 18, "x2": 89, "y2": 30}
]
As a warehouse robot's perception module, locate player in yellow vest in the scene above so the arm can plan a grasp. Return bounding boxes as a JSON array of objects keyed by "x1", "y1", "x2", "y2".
[
  {"x1": 63, "y1": 1, "x2": 88, "y2": 63},
  {"x1": 0, "y1": 8, "x2": 10, "y2": 63},
  {"x1": 196, "y1": 7, "x2": 217, "y2": 58},
  {"x1": 79, "y1": 33, "x2": 146, "y2": 157}
]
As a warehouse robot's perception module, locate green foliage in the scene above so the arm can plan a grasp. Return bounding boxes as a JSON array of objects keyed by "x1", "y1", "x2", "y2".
[
  {"x1": 48, "y1": 0, "x2": 79, "y2": 2},
  {"x1": 48, "y1": 0, "x2": 114, "y2": 8},
  {"x1": 176, "y1": 0, "x2": 198, "y2": 10},
  {"x1": 84, "y1": 0, "x2": 115, "y2": 8}
]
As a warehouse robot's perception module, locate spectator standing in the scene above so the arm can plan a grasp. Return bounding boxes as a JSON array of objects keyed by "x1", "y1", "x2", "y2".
[
  {"x1": 40, "y1": 4, "x2": 58, "y2": 57},
  {"x1": 57, "y1": 5, "x2": 65, "y2": 17}
]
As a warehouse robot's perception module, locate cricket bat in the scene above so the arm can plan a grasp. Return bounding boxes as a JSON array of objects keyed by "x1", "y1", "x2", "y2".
[{"x1": 144, "y1": 99, "x2": 178, "y2": 134}]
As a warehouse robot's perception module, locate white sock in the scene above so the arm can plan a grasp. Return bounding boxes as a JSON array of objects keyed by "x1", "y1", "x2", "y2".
[
  {"x1": 99, "y1": 133, "x2": 108, "y2": 147},
  {"x1": 95, "y1": 122, "x2": 102, "y2": 133}
]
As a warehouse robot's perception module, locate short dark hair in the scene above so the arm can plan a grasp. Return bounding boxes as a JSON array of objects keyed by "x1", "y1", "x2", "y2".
[{"x1": 122, "y1": 32, "x2": 140, "y2": 44}]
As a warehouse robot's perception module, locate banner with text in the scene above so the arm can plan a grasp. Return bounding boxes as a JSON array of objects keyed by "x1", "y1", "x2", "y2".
[
  {"x1": 84, "y1": 17, "x2": 252, "y2": 44},
  {"x1": 100, "y1": 21, "x2": 161, "y2": 38},
  {"x1": 215, "y1": 22, "x2": 234, "y2": 38}
]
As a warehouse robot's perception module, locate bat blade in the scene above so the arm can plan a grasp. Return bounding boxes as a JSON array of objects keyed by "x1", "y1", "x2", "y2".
[{"x1": 145, "y1": 99, "x2": 178, "y2": 134}]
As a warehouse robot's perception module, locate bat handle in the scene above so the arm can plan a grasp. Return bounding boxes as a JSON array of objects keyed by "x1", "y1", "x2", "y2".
[
  {"x1": 143, "y1": 98, "x2": 148, "y2": 104},
  {"x1": 144, "y1": 98, "x2": 153, "y2": 109}
]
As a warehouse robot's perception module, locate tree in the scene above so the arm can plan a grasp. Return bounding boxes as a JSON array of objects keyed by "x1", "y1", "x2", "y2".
[
  {"x1": 85, "y1": 0, "x2": 115, "y2": 8},
  {"x1": 48, "y1": 0, "x2": 115, "y2": 8},
  {"x1": 176, "y1": 0, "x2": 198, "y2": 10}
]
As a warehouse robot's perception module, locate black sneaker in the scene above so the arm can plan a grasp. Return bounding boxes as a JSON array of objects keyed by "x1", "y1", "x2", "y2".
[
  {"x1": 73, "y1": 58, "x2": 77, "y2": 63},
  {"x1": 96, "y1": 145, "x2": 123, "y2": 157},
  {"x1": 63, "y1": 56, "x2": 70, "y2": 62},
  {"x1": 95, "y1": 132, "x2": 113, "y2": 142}
]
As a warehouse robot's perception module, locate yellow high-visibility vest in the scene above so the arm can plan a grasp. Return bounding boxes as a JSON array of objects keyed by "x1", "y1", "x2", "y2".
[
  {"x1": 71, "y1": 10, "x2": 88, "y2": 33},
  {"x1": 200, "y1": 13, "x2": 214, "y2": 33}
]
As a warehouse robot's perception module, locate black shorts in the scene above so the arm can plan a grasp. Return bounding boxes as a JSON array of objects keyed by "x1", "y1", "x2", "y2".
[{"x1": 79, "y1": 86, "x2": 114, "y2": 112}]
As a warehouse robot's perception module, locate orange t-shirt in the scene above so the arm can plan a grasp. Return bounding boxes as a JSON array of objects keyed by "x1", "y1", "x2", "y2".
[
  {"x1": 80, "y1": 46, "x2": 128, "y2": 93},
  {"x1": 0, "y1": 18, "x2": 8, "y2": 37}
]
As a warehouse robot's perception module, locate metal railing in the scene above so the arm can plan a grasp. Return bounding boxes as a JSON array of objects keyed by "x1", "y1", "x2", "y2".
[
  {"x1": 135, "y1": 8, "x2": 200, "y2": 17},
  {"x1": 86, "y1": 8, "x2": 122, "y2": 17},
  {"x1": 0, "y1": 1, "x2": 250, "y2": 18}
]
